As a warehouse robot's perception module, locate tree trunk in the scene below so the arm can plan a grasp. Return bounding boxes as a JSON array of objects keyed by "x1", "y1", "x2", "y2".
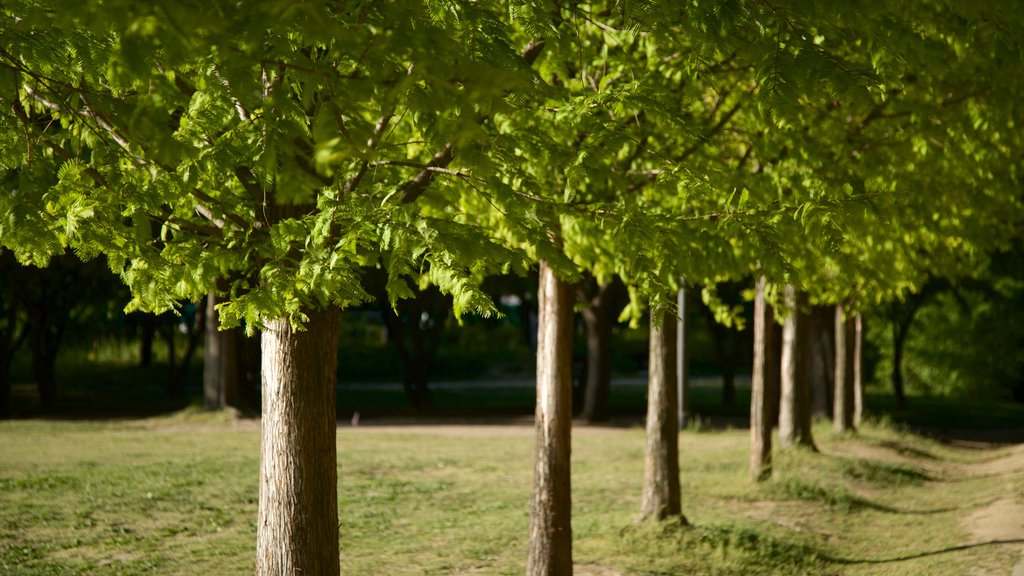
[
  {"x1": 779, "y1": 286, "x2": 815, "y2": 450},
  {"x1": 203, "y1": 293, "x2": 223, "y2": 410},
  {"x1": 527, "y1": 261, "x2": 574, "y2": 576},
  {"x1": 833, "y1": 306, "x2": 855, "y2": 433},
  {"x1": 641, "y1": 309, "x2": 686, "y2": 521},
  {"x1": 140, "y1": 314, "x2": 156, "y2": 367},
  {"x1": 808, "y1": 306, "x2": 834, "y2": 419},
  {"x1": 853, "y1": 314, "x2": 864, "y2": 427},
  {"x1": 750, "y1": 277, "x2": 773, "y2": 482},
  {"x1": 257, "y1": 306, "x2": 340, "y2": 576},
  {"x1": 676, "y1": 286, "x2": 690, "y2": 429},
  {"x1": 891, "y1": 307, "x2": 909, "y2": 410},
  {"x1": 579, "y1": 278, "x2": 622, "y2": 423},
  {"x1": 29, "y1": 323, "x2": 62, "y2": 412}
]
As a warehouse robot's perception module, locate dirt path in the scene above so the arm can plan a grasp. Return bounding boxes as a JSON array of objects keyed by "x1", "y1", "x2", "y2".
[{"x1": 960, "y1": 443, "x2": 1024, "y2": 575}]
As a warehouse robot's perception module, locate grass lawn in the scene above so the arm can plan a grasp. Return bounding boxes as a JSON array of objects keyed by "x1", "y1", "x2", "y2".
[{"x1": 1, "y1": 412, "x2": 1022, "y2": 575}]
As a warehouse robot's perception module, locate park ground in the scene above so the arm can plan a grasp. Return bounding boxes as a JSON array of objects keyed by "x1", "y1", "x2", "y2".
[{"x1": 1, "y1": 409, "x2": 1022, "y2": 575}]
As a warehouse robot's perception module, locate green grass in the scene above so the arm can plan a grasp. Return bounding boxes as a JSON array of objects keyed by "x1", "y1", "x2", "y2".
[{"x1": 1, "y1": 414, "x2": 1021, "y2": 575}]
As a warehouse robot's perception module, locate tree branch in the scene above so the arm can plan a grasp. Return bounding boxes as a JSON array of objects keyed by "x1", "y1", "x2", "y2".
[{"x1": 399, "y1": 143, "x2": 454, "y2": 204}]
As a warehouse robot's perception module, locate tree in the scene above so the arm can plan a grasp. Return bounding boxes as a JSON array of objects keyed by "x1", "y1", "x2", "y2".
[
  {"x1": 577, "y1": 274, "x2": 626, "y2": 423},
  {"x1": 778, "y1": 286, "x2": 816, "y2": 450},
  {"x1": 526, "y1": 260, "x2": 575, "y2": 575},
  {"x1": 749, "y1": 276, "x2": 774, "y2": 481},
  {"x1": 1, "y1": 4, "x2": 541, "y2": 574},
  {"x1": 832, "y1": 305, "x2": 856, "y2": 433},
  {"x1": 641, "y1": 308, "x2": 685, "y2": 522}
]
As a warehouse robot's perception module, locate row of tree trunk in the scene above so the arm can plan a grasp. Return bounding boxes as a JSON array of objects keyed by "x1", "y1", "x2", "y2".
[
  {"x1": 749, "y1": 280, "x2": 864, "y2": 481},
  {"x1": 250, "y1": 271, "x2": 868, "y2": 575}
]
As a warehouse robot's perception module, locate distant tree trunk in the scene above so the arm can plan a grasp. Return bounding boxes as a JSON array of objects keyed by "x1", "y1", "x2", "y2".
[
  {"x1": 641, "y1": 309, "x2": 686, "y2": 522},
  {"x1": 677, "y1": 286, "x2": 691, "y2": 429},
  {"x1": 808, "y1": 306, "x2": 834, "y2": 419},
  {"x1": 833, "y1": 306, "x2": 855, "y2": 433},
  {"x1": 28, "y1": 321, "x2": 63, "y2": 411},
  {"x1": 378, "y1": 285, "x2": 450, "y2": 413},
  {"x1": 890, "y1": 291, "x2": 930, "y2": 411},
  {"x1": 140, "y1": 314, "x2": 156, "y2": 367},
  {"x1": 891, "y1": 307, "x2": 910, "y2": 410},
  {"x1": 204, "y1": 293, "x2": 244, "y2": 410},
  {"x1": 768, "y1": 322, "x2": 782, "y2": 427},
  {"x1": 203, "y1": 293, "x2": 223, "y2": 410},
  {"x1": 165, "y1": 306, "x2": 203, "y2": 404},
  {"x1": 256, "y1": 306, "x2": 340, "y2": 576},
  {"x1": 579, "y1": 276, "x2": 624, "y2": 423},
  {"x1": 750, "y1": 277, "x2": 774, "y2": 482},
  {"x1": 700, "y1": 281, "x2": 746, "y2": 406},
  {"x1": 853, "y1": 314, "x2": 864, "y2": 427},
  {"x1": 779, "y1": 286, "x2": 815, "y2": 450},
  {"x1": 527, "y1": 261, "x2": 575, "y2": 576}
]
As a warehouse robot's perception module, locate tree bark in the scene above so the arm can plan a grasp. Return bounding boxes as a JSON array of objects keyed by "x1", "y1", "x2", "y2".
[
  {"x1": 808, "y1": 306, "x2": 834, "y2": 419},
  {"x1": 676, "y1": 286, "x2": 690, "y2": 429},
  {"x1": 779, "y1": 286, "x2": 815, "y2": 450},
  {"x1": 257, "y1": 306, "x2": 340, "y2": 576},
  {"x1": 750, "y1": 277, "x2": 773, "y2": 482},
  {"x1": 641, "y1": 309, "x2": 686, "y2": 521},
  {"x1": 853, "y1": 314, "x2": 864, "y2": 427},
  {"x1": 579, "y1": 277, "x2": 623, "y2": 423},
  {"x1": 203, "y1": 293, "x2": 223, "y2": 410},
  {"x1": 204, "y1": 292, "x2": 244, "y2": 410},
  {"x1": 833, "y1": 306, "x2": 855, "y2": 433},
  {"x1": 527, "y1": 261, "x2": 574, "y2": 576}
]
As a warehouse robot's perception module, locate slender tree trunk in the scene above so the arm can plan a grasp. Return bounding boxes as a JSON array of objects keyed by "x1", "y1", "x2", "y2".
[
  {"x1": 833, "y1": 306, "x2": 855, "y2": 433},
  {"x1": 221, "y1": 327, "x2": 243, "y2": 409},
  {"x1": 579, "y1": 278, "x2": 622, "y2": 423},
  {"x1": 676, "y1": 286, "x2": 690, "y2": 429},
  {"x1": 29, "y1": 324, "x2": 62, "y2": 412},
  {"x1": 140, "y1": 314, "x2": 156, "y2": 367},
  {"x1": 203, "y1": 293, "x2": 223, "y2": 410},
  {"x1": 641, "y1": 309, "x2": 686, "y2": 521},
  {"x1": 750, "y1": 277, "x2": 773, "y2": 482},
  {"x1": 768, "y1": 323, "x2": 782, "y2": 428},
  {"x1": 779, "y1": 286, "x2": 815, "y2": 450},
  {"x1": 853, "y1": 314, "x2": 864, "y2": 427},
  {"x1": 257, "y1": 306, "x2": 340, "y2": 576},
  {"x1": 527, "y1": 261, "x2": 574, "y2": 576}
]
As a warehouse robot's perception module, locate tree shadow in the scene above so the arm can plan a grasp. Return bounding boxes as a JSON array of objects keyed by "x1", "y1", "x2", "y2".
[{"x1": 825, "y1": 539, "x2": 1024, "y2": 564}]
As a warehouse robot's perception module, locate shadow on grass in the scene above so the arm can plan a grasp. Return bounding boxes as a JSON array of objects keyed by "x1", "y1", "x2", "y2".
[
  {"x1": 765, "y1": 478, "x2": 957, "y2": 515},
  {"x1": 825, "y1": 539, "x2": 1024, "y2": 565}
]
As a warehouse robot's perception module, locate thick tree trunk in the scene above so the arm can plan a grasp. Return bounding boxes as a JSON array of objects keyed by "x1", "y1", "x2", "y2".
[
  {"x1": 779, "y1": 286, "x2": 815, "y2": 450},
  {"x1": 750, "y1": 277, "x2": 773, "y2": 482},
  {"x1": 853, "y1": 314, "x2": 864, "y2": 427},
  {"x1": 579, "y1": 278, "x2": 622, "y2": 423},
  {"x1": 257, "y1": 306, "x2": 340, "y2": 576},
  {"x1": 527, "y1": 261, "x2": 574, "y2": 576},
  {"x1": 641, "y1": 309, "x2": 686, "y2": 522},
  {"x1": 833, "y1": 306, "x2": 855, "y2": 433}
]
